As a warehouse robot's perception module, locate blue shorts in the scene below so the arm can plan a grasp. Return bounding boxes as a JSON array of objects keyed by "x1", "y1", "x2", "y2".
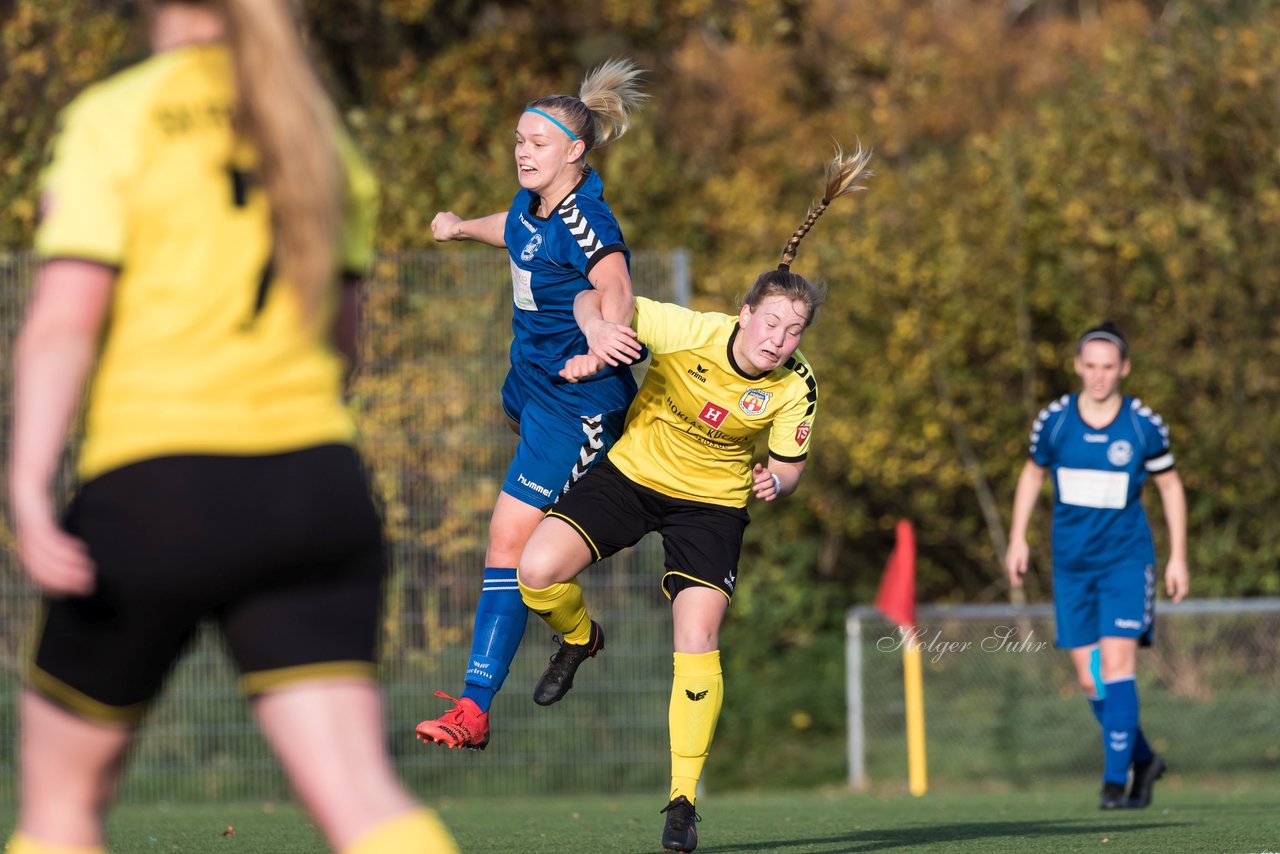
[
  {"x1": 500, "y1": 368, "x2": 633, "y2": 508},
  {"x1": 1052, "y1": 559, "x2": 1155, "y2": 648}
]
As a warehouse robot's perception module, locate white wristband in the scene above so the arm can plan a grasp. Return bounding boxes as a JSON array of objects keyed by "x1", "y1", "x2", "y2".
[{"x1": 769, "y1": 473, "x2": 782, "y2": 495}]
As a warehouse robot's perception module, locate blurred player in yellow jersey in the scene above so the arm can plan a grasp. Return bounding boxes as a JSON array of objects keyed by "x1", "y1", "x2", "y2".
[
  {"x1": 6, "y1": 2, "x2": 455, "y2": 852},
  {"x1": 516, "y1": 144, "x2": 872, "y2": 853}
]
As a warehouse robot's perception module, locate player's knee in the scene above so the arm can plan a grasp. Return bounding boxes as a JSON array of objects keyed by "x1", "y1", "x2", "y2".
[
  {"x1": 484, "y1": 533, "x2": 526, "y2": 568},
  {"x1": 1099, "y1": 649, "x2": 1136, "y2": 681},
  {"x1": 516, "y1": 559, "x2": 557, "y2": 591},
  {"x1": 1100, "y1": 662, "x2": 1135, "y2": 683},
  {"x1": 673, "y1": 626, "x2": 719, "y2": 654}
]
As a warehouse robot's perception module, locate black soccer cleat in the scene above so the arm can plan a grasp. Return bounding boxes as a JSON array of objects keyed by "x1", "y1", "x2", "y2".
[
  {"x1": 533, "y1": 620, "x2": 604, "y2": 706},
  {"x1": 1099, "y1": 781, "x2": 1132, "y2": 810},
  {"x1": 1128, "y1": 754, "x2": 1167, "y2": 808},
  {"x1": 660, "y1": 795, "x2": 701, "y2": 852}
]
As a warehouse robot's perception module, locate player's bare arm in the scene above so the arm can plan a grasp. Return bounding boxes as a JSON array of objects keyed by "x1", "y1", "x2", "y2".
[
  {"x1": 572, "y1": 288, "x2": 640, "y2": 366},
  {"x1": 430, "y1": 210, "x2": 507, "y2": 246},
  {"x1": 1005, "y1": 460, "x2": 1046, "y2": 587},
  {"x1": 752, "y1": 458, "x2": 805, "y2": 502},
  {"x1": 1152, "y1": 468, "x2": 1189, "y2": 602},
  {"x1": 10, "y1": 260, "x2": 114, "y2": 595},
  {"x1": 582, "y1": 265, "x2": 642, "y2": 365}
]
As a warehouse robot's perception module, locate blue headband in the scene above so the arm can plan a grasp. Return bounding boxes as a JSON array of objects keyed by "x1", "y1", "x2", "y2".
[{"x1": 525, "y1": 108, "x2": 579, "y2": 141}]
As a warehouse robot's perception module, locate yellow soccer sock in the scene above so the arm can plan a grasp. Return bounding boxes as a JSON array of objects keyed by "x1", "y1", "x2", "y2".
[
  {"x1": 669, "y1": 650, "x2": 724, "y2": 804},
  {"x1": 341, "y1": 808, "x2": 458, "y2": 854},
  {"x1": 6, "y1": 833, "x2": 107, "y2": 854},
  {"x1": 518, "y1": 575, "x2": 592, "y2": 644}
]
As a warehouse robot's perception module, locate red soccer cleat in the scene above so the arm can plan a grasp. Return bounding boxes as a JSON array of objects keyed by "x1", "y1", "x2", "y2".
[{"x1": 416, "y1": 691, "x2": 490, "y2": 750}]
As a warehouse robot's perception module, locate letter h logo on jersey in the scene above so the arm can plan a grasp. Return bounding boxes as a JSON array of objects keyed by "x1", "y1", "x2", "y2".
[{"x1": 698, "y1": 401, "x2": 729, "y2": 428}]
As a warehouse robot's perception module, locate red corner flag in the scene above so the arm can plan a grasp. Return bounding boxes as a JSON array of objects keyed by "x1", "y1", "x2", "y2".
[{"x1": 875, "y1": 520, "x2": 917, "y2": 629}]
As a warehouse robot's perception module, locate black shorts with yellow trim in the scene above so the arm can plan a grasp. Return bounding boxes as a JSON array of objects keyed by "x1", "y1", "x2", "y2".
[
  {"x1": 27, "y1": 444, "x2": 386, "y2": 726},
  {"x1": 546, "y1": 457, "x2": 750, "y2": 601}
]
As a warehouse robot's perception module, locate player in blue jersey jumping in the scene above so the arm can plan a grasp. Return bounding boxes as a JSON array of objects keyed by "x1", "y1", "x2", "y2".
[
  {"x1": 416, "y1": 60, "x2": 648, "y2": 750},
  {"x1": 1006, "y1": 321, "x2": 1189, "y2": 810}
]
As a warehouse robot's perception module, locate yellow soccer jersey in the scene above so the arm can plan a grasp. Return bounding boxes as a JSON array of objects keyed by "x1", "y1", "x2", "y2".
[
  {"x1": 36, "y1": 45, "x2": 379, "y2": 480},
  {"x1": 609, "y1": 297, "x2": 817, "y2": 507}
]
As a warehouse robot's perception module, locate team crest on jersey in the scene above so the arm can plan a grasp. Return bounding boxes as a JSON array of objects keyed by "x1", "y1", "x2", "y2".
[
  {"x1": 1107, "y1": 440, "x2": 1133, "y2": 466},
  {"x1": 519, "y1": 233, "x2": 543, "y2": 262},
  {"x1": 738, "y1": 388, "x2": 772, "y2": 415},
  {"x1": 698, "y1": 401, "x2": 730, "y2": 428},
  {"x1": 794, "y1": 422, "x2": 811, "y2": 446}
]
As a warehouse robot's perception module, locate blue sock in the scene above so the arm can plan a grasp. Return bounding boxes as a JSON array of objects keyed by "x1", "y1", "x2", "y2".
[
  {"x1": 1101, "y1": 677, "x2": 1139, "y2": 784},
  {"x1": 1087, "y1": 649, "x2": 1152, "y2": 767},
  {"x1": 1132, "y1": 726, "x2": 1154, "y2": 765},
  {"x1": 1088, "y1": 694, "x2": 1105, "y2": 725},
  {"x1": 1090, "y1": 690, "x2": 1153, "y2": 765},
  {"x1": 461, "y1": 568, "x2": 527, "y2": 712}
]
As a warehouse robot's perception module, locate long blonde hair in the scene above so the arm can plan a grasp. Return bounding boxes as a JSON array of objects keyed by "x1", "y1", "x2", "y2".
[
  {"x1": 213, "y1": 0, "x2": 343, "y2": 321},
  {"x1": 527, "y1": 58, "x2": 649, "y2": 165}
]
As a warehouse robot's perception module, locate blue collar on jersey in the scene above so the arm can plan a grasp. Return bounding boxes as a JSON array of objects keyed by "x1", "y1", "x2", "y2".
[{"x1": 525, "y1": 108, "x2": 579, "y2": 141}]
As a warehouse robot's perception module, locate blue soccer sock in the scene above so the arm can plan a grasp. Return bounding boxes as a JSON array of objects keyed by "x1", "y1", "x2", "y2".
[
  {"x1": 1101, "y1": 677, "x2": 1140, "y2": 784},
  {"x1": 1089, "y1": 691, "x2": 1154, "y2": 766},
  {"x1": 461, "y1": 567, "x2": 527, "y2": 712},
  {"x1": 1131, "y1": 727, "x2": 1154, "y2": 765},
  {"x1": 1088, "y1": 648, "x2": 1153, "y2": 767},
  {"x1": 1088, "y1": 694, "x2": 1105, "y2": 724}
]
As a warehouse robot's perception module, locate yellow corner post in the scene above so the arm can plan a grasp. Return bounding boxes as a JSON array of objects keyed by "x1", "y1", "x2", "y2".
[{"x1": 902, "y1": 636, "x2": 927, "y2": 796}]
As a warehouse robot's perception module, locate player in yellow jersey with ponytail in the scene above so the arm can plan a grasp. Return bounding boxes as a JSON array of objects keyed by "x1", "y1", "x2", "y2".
[
  {"x1": 517, "y1": 144, "x2": 872, "y2": 853},
  {"x1": 6, "y1": 3, "x2": 455, "y2": 852}
]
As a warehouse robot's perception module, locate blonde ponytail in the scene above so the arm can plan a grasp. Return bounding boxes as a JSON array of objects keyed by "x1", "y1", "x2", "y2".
[
  {"x1": 218, "y1": 0, "x2": 343, "y2": 322},
  {"x1": 526, "y1": 57, "x2": 649, "y2": 162},
  {"x1": 577, "y1": 58, "x2": 649, "y2": 148}
]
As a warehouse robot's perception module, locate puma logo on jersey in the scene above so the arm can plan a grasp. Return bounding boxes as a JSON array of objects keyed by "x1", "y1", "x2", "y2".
[{"x1": 686, "y1": 689, "x2": 709, "y2": 702}]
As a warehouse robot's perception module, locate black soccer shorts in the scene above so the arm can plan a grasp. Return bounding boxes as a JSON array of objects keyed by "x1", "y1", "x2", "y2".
[
  {"x1": 546, "y1": 457, "x2": 751, "y2": 601},
  {"x1": 27, "y1": 444, "x2": 387, "y2": 724}
]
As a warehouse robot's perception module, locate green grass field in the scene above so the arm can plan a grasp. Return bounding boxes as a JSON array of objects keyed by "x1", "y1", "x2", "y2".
[{"x1": 3, "y1": 777, "x2": 1279, "y2": 853}]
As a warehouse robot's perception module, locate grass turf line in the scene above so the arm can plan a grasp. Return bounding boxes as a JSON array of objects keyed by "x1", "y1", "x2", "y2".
[{"x1": 0, "y1": 779, "x2": 1277, "y2": 852}]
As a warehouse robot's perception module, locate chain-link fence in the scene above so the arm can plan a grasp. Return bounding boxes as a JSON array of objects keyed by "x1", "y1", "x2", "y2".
[
  {"x1": 0, "y1": 248, "x2": 691, "y2": 804},
  {"x1": 847, "y1": 600, "x2": 1280, "y2": 789}
]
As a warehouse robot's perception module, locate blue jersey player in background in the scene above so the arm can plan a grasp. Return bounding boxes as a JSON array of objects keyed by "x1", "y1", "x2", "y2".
[
  {"x1": 417, "y1": 60, "x2": 649, "y2": 750},
  {"x1": 1006, "y1": 321, "x2": 1189, "y2": 810}
]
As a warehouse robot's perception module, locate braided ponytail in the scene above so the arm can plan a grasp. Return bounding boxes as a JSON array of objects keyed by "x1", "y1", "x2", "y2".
[
  {"x1": 777, "y1": 141, "x2": 873, "y2": 271},
  {"x1": 744, "y1": 142, "x2": 873, "y2": 326}
]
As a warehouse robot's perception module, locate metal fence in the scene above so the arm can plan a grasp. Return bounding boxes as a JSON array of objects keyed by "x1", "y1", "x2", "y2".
[
  {"x1": 0, "y1": 248, "x2": 691, "y2": 804},
  {"x1": 846, "y1": 599, "x2": 1280, "y2": 790}
]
